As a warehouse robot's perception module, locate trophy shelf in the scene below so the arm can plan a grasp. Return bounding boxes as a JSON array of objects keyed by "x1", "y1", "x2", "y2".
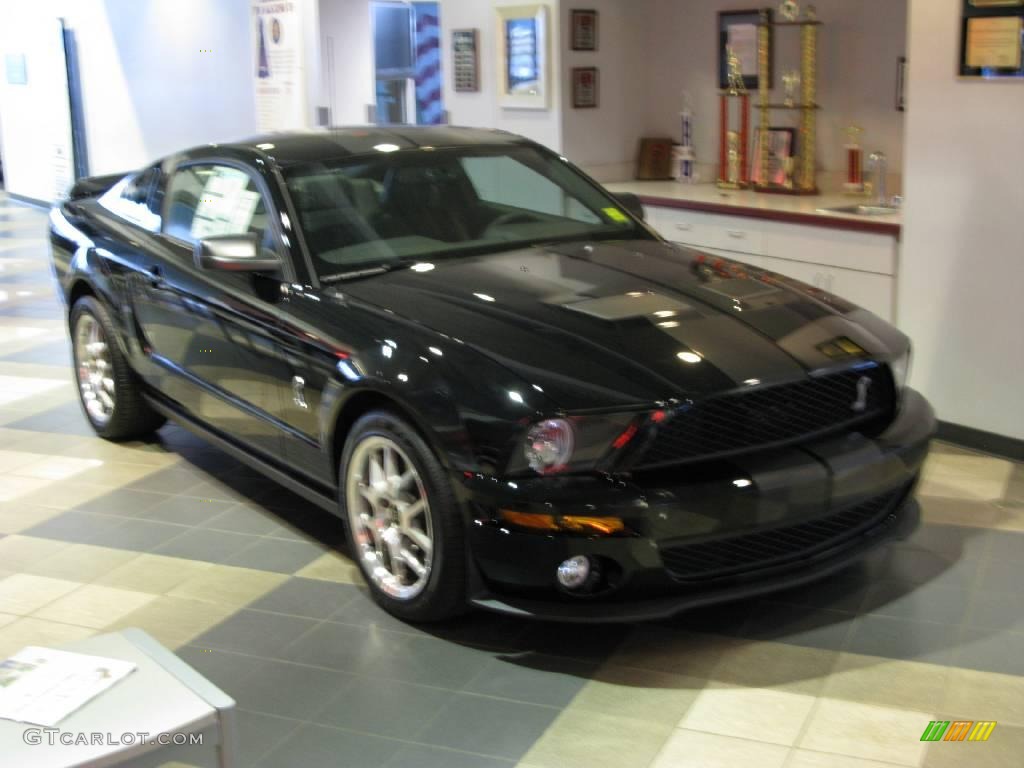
[
  {"x1": 765, "y1": 103, "x2": 820, "y2": 110},
  {"x1": 765, "y1": 20, "x2": 823, "y2": 27}
]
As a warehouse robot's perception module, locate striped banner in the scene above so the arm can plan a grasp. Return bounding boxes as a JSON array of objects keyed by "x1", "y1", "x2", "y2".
[{"x1": 413, "y1": 3, "x2": 443, "y2": 125}]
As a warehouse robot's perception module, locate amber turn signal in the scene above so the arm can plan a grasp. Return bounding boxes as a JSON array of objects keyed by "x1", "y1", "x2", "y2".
[{"x1": 498, "y1": 510, "x2": 627, "y2": 536}]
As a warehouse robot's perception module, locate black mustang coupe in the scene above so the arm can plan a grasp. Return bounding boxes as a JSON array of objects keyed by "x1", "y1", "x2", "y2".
[{"x1": 50, "y1": 127, "x2": 934, "y2": 622}]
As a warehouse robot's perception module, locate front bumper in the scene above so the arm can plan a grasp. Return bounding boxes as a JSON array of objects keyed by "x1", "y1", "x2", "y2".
[{"x1": 457, "y1": 388, "x2": 935, "y2": 622}]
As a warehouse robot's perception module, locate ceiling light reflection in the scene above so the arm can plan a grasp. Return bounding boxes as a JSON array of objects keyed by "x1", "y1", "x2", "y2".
[{"x1": 677, "y1": 351, "x2": 702, "y2": 364}]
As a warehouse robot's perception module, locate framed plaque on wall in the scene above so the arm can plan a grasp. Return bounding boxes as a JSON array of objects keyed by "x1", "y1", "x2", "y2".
[
  {"x1": 496, "y1": 4, "x2": 550, "y2": 109},
  {"x1": 571, "y1": 9, "x2": 598, "y2": 51},
  {"x1": 452, "y1": 29, "x2": 479, "y2": 92},
  {"x1": 959, "y1": 0, "x2": 1024, "y2": 78},
  {"x1": 571, "y1": 66, "x2": 598, "y2": 107}
]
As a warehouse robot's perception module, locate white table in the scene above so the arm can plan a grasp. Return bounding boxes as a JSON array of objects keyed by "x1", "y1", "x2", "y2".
[{"x1": 0, "y1": 628, "x2": 236, "y2": 768}]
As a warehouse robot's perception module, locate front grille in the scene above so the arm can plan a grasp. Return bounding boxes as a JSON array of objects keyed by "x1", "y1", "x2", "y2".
[
  {"x1": 660, "y1": 487, "x2": 904, "y2": 582},
  {"x1": 635, "y1": 365, "x2": 893, "y2": 468}
]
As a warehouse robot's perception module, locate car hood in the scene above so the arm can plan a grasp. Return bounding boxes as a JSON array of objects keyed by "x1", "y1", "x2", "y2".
[{"x1": 337, "y1": 239, "x2": 907, "y2": 410}]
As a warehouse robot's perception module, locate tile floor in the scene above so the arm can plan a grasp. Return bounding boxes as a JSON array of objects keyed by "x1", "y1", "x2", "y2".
[{"x1": 0, "y1": 192, "x2": 1021, "y2": 767}]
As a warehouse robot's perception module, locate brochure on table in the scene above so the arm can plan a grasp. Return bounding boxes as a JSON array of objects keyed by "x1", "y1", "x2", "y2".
[{"x1": 0, "y1": 647, "x2": 136, "y2": 727}]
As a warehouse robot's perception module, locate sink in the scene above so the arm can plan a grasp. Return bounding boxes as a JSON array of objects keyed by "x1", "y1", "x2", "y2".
[{"x1": 818, "y1": 204, "x2": 900, "y2": 217}]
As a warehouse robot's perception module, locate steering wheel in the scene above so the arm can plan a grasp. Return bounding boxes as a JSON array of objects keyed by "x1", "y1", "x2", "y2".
[{"x1": 484, "y1": 211, "x2": 540, "y2": 235}]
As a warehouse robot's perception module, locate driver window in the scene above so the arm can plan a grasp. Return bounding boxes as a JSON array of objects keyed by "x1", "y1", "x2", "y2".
[
  {"x1": 460, "y1": 156, "x2": 600, "y2": 224},
  {"x1": 163, "y1": 164, "x2": 277, "y2": 258}
]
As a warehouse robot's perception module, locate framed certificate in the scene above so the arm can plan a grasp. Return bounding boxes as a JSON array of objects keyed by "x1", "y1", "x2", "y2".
[
  {"x1": 571, "y1": 9, "x2": 598, "y2": 51},
  {"x1": 571, "y1": 67, "x2": 598, "y2": 108},
  {"x1": 452, "y1": 29, "x2": 479, "y2": 92},
  {"x1": 960, "y1": 0, "x2": 1024, "y2": 78}
]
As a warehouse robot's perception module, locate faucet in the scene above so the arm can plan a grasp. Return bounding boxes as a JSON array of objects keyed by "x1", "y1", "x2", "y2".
[{"x1": 869, "y1": 151, "x2": 888, "y2": 206}]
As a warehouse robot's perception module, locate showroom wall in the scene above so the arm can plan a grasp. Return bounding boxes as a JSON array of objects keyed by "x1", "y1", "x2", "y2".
[
  {"x1": 558, "y1": 0, "x2": 650, "y2": 181},
  {"x1": 440, "y1": 0, "x2": 563, "y2": 151},
  {"x1": 900, "y1": 0, "x2": 1024, "y2": 441},
  {"x1": 642, "y1": 0, "x2": 907, "y2": 181}
]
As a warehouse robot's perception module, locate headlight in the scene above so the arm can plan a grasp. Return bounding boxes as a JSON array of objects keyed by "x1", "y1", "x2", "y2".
[
  {"x1": 524, "y1": 419, "x2": 574, "y2": 474},
  {"x1": 889, "y1": 347, "x2": 912, "y2": 393}
]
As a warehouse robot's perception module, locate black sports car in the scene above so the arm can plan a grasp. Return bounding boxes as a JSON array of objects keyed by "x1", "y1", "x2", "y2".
[{"x1": 49, "y1": 127, "x2": 934, "y2": 622}]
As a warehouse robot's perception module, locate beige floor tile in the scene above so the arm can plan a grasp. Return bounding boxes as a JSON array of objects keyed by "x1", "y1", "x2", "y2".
[
  {"x1": 168, "y1": 564, "x2": 287, "y2": 608},
  {"x1": 0, "y1": 535, "x2": 72, "y2": 570},
  {"x1": 0, "y1": 475, "x2": 51, "y2": 502},
  {"x1": 33, "y1": 584, "x2": 157, "y2": 629},
  {"x1": 823, "y1": 653, "x2": 949, "y2": 714},
  {"x1": 0, "y1": 449, "x2": 41, "y2": 472},
  {"x1": 0, "y1": 573, "x2": 81, "y2": 615},
  {"x1": 26, "y1": 544, "x2": 139, "y2": 583},
  {"x1": 650, "y1": 729, "x2": 789, "y2": 768},
  {"x1": 521, "y1": 708, "x2": 674, "y2": 768},
  {"x1": 922, "y1": 721, "x2": 1024, "y2": 768},
  {"x1": 95, "y1": 554, "x2": 214, "y2": 594},
  {"x1": 990, "y1": 505, "x2": 1024, "y2": 532},
  {"x1": 711, "y1": 640, "x2": 838, "y2": 696},
  {"x1": 12, "y1": 456, "x2": 105, "y2": 481},
  {"x1": 109, "y1": 595, "x2": 236, "y2": 649},
  {"x1": 799, "y1": 698, "x2": 933, "y2": 766},
  {"x1": 17, "y1": 481, "x2": 111, "y2": 510},
  {"x1": 0, "y1": 617, "x2": 97, "y2": 658},
  {"x1": 920, "y1": 453, "x2": 1014, "y2": 502},
  {"x1": 0, "y1": 502, "x2": 61, "y2": 533},
  {"x1": 294, "y1": 551, "x2": 363, "y2": 584},
  {"x1": 787, "y1": 749, "x2": 916, "y2": 768},
  {"x1": 942, "y1": 667, "x2": 1024, "y2": 726},
  {"x1": 569, "y1": 663, "x2": 705, "y2": 726},
  {"x1": 610, "y1": 627, "x2": 743, "y2": 679},
  {"x1": 918, "y1": 495, "x2": 1001, "y2": 529},
  {"x1": 0, "y1": 613, "x2": 17, "y2": 629},
  {"x1": 679, "y1": 683, "x2": 816, "y2": 746},
  {"x1": 67, "y1": 461, "x2": 163, "y2": 488}
]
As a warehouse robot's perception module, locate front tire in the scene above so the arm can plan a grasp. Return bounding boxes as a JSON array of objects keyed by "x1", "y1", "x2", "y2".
[
  {"x1": 339, "y1": 410, "x2": 466, "y2": 622},
  {"x1": 70, "y1": 296, "x2": 165, "y2": 440}
]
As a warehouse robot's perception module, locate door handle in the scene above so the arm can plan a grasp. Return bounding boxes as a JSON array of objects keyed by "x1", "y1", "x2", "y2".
[{"x1": 147, "y1": 265, "x2": 163, "y2": 288}]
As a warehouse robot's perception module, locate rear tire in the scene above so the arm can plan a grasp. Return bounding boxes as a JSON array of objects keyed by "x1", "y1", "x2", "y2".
[
  {"x1": 339, "y1": 410, "x2": 467, "y2": 622},
  {"x1": 70, "y1": 296, "x2": 165, "y2": 440}
]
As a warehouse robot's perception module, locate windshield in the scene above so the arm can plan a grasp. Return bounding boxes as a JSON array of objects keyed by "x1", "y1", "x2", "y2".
[{"x1": 282, "y1": 144, "x2": 650, "y2": 279}]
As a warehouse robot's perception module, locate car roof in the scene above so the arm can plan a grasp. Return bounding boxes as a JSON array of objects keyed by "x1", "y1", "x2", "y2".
[{"x1": 205, "y1": 126, "x2": 535, "y2": 168}]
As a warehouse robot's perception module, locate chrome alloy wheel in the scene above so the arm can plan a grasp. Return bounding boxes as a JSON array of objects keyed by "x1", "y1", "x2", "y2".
[
  {"x1": 74, "y1": 313, "x2": 115, "y2": 427},
  {"x1": 345, "y1": 436, "x2": 434, "y2": 600}
]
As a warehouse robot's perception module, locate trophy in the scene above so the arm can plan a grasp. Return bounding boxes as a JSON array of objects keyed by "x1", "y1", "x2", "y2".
[
  {"x1": 718, "y1": 48, "x2": 751, "y2": 189},
  {"x1": 843, "y1": 125, "x2": 865, "y2": 195},
  {"x1": 805, "y1": 5, "x2": 818, "y2": 21},
  {"x1": 779, "y1": 0, "x2": 800, "y2": 22},
  {"x1": 783, "y1": 71, "x2": 801, "y2": 107}
]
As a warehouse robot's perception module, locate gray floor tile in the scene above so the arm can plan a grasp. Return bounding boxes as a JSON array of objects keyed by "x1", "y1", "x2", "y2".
[
  {"x1": 234, "y1": 709, "x2": 303, "y2": 767},
  {"x1": 845, "y1": 614, "x2": 957, "y2": 665},
  {"x1": 137, "y1": 494, "x2": 235, "y2": 527},
  {"x1": 24, "y1": 510, "x2": 125, "y2": 544},
  {"x1": 123, "y1": 467, "x2": 209, "y2": 495},
  {"x1": 312, "y1": 677, "x2": 455, "y2": 739},
  {"x1": 0, "y1": 340, "x2": 69, "y2": 364},
  {"x1": 249, "y1": 578, "x2": 361, "y2": 620},
  {"x1": 417, "y1": 693, "x2": 556, "y2": 761},
  {"x1": 199, "y1": 504, "x2": 284, "y2": 535},
  {"x1": 74, "y1": 488, "x2": 167, "y2": 518},
  {"x1": 6, "y1": 401, "x2": 94, "y2": 435},
  {"x1": 282, "y1": 620, "x2": 409, "y2": 673},
  {"x1": 760, "y1": 563, "x2": 872, "y2": 613},
  {"x1": 462, "y1": 655, "x2": 594, "y2": 707},
  {"x1": 986, "y1": 529, "x2": 1024, "y2": 561},
  {"x1": 955, "y1": 628, "x2": 1024, "y2": 677},
  {"x1": 879, "y1": 546, "x2": 982, "y2": 591},
  {"x1": 257, "y1": 723, "x2": 400, "y2": 768},
  {"x1": 513, "y1": 622, "x2": 629, "y2": 662},
  {"x1": 977, "y1": 558, "x2": 1021, "y2": 592},
  {"x1": 891, "y1": 524, "x2": 991, "y2": 561},
  {"x1": 966, "y1": 587, "x2": 1024, "y2": 633},
  {"x1": 740, "y1": 601, "x2": 855, "y2": 651},
  {"x1": 329, "y1": 589, "x2": 433, "y2": 636},
  {"x1": 87, "y1": 517, "x2": 187, "y2": 552},
  {"x1": 364, "y1": 635, "x2": 496, "y2": 690},
  {"x1": 860, "y1": 580, "x2": 971, "y2": 625},
  {"x1": 386, "y1": 745, "x2": 514, "y2": 768},
  {"x1": 181, "y1": 477, "x2": 275, "y2": 504},
  {"x1": 194, "y1": 609, "x2": 319, "y2": 659},
  {"x1": 152, "y1": 527, "x2": 258, "y2": 563},
  {"x1": 180, "y1": 647, "x2": 352, "y2": 720},
  {"x1": 223, "y1": 537, "x2": 325, "y2": 574}
]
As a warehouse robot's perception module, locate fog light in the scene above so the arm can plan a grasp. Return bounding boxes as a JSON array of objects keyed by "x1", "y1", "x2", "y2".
[{"x1": 557, "y1": 555, "x2": 591, "y2": 590}]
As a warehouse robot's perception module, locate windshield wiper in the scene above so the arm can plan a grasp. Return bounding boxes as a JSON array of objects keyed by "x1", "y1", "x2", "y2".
[{"x1": 320, "y1": 265, "x2": 395, "y2": 283}]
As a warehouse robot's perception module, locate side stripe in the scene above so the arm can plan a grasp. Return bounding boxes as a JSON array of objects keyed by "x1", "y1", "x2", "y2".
[
  {"x1": 921, "y1": 721, "x2": 949, "y2": 742},
  {"x1": 968, "y1": 721, "x2": 997, "y2": 742}
]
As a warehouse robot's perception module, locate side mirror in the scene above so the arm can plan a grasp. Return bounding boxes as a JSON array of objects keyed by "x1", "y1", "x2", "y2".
[
  {"x1": 616, "y1": 192, "x2": 646, "y2": 222},
  {"x1": 194, "y1": 234, "x2": 280, "y2": 273}
]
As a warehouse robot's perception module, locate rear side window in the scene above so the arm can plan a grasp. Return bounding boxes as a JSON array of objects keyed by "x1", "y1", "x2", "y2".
[
  {"x1": 98, "y1": 167, "x2": 161, "y2": 231},
  {"x1": 163, "y1": 164, "x2": 276, "y2": 257}
]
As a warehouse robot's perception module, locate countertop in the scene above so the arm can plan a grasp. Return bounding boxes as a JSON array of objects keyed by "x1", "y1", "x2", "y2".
[{"x1": 603, "y1": 181, "x2": 902, "y2": 238}]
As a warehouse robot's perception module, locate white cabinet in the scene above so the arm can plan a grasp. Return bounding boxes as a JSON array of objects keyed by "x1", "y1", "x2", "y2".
[{"x1": 644, "y1": 204, "x2": 899, "y2": 323}]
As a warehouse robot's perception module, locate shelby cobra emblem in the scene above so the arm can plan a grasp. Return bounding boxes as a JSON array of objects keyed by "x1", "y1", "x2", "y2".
[{"x1": 852, "y1": 375, "x2": 873, "y2": 413}]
